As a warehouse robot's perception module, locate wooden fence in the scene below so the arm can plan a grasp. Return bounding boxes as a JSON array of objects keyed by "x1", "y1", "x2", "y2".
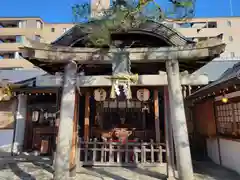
[{"x1": 77, "y1": 138, "x2": 166, "y2": 167}]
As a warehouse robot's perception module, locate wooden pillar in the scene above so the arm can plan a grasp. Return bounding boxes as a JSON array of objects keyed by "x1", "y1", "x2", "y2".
[
  {"x1": 164, "y1": 86, "x2": 175, "y2": 178},
  {"x1": 84, "y1": 92, "x2": 90, "y2": 142},
  {"x1": 166, "y1": 59, "x2": 194, "y2": 180},
  {"x1": 154, "y1": 89, "x2": 160, "y2": 143},
  {"x1": 54, "y1": 61, "x2": 77, "y2": 180},
  {"x1": 69, "y1": 91, "x2": 79, "y2": 177}
]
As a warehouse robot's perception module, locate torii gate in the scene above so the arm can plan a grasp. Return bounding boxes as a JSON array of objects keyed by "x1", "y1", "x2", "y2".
[{"x1": 20, "y1": 21, "x2": 225, "y2": 180}]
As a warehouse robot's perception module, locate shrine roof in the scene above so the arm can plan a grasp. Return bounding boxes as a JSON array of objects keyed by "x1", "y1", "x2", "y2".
[
  {"x1": 188, "y1": 61, "x2": 240, "y2": 100},
  {"x1": 52, "y1": 21, "x2": 194, "y2": 47},
  {"x1": 20, "y1": 20, "x2": 226, "y2": 74}
]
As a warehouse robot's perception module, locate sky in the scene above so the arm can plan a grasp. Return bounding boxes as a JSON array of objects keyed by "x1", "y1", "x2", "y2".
[{"x1": 0, "y1": 0, "x2": 240, "y2": 23}]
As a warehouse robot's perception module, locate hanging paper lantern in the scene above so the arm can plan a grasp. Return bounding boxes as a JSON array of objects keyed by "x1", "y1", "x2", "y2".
[
  {"x1": 137, "y1": 88, "x2": 150, "y2": 101},
  {"x1": 94, "y1": 88, "x2": 107, "y2": 101},
  {"x1": 222, "y1": 97, "x2": 228, "y2": 103}
]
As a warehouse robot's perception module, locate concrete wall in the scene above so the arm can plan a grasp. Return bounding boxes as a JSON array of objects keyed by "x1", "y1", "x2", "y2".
[
  {"x1": 0, "y1": 129, "x2": 14, "y2": 157},
  {"x1": 206, "y1": 138, "x2": 220, "y2": 164},
  {"x1": 207, "y1": 137, "x2": 240, "y2": 174}
]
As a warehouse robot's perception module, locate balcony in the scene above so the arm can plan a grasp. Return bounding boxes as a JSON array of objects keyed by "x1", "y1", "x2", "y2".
[
  {"x1": 176, "y1": 28, "x2": 222, "y2": 38},
  {"x1": 0, "y1": 43, "x2": 22, "y2": 53},
  {"x1": 0, "y1": 59, "x2": 35, "y2": 69},
  {"x1": 0, "y1": 28, "x2": 42, "y2": 37}
]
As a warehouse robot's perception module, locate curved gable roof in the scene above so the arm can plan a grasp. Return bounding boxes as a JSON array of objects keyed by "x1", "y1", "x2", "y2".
[
  {"x1": 20, "y1": 20, "x2": 225, "y2": 74},
  {"x1": 52, "y1": 20, "x2": 194, "y2": 47}
]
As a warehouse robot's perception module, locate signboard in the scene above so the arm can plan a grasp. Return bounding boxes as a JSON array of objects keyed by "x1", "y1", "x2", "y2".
[
  {"x1": 137, "y1": 89, "x2": 150, "y2": 101},
  {"x1": 94, "y1": 88, "x2": 107, "y2": 101},
  {"x1": 36, "y1": 75, "x2": 62, "y2": 87},
  {"x1": 0, "y1": 99, "x2": 17, "y2": 129}
]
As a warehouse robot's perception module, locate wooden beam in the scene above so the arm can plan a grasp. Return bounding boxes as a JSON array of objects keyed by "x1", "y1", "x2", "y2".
[
  {"x1": 53, "y1": 61, "x2": 77, "y2": 180},
  {"x1": 69, "y1": 91, "x2": 79, "y2": 177},
  {"x1": 166, "y1": 59, "x2": 194, "y2": 180},
  {"x1": 154, "y1": 90, "x2": 160, "y2": 143},
  {"x1": 35, "y1": 74, "x2": 209, "y2": 87},
  {"x1": 84, "y1": 92, "x2": 90, "y2": 142},
  {"x1": 21, "y1": 42, "x2": 225, "y2": 64}
]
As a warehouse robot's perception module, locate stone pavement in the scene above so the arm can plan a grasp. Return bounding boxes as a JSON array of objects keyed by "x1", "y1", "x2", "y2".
[{"x1": 0, "y1": 158, "x2": 239, "y2": 180}]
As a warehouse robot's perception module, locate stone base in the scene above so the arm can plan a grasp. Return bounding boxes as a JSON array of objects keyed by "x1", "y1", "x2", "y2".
[
  {"x1": 0, "y1": 144, "x2": 12, "y2": 157},
  {"x1": 12, "y1": 142, "x2": 23, "y2": 155}
]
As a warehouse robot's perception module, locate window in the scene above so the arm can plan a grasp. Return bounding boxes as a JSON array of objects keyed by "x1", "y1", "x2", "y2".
[
  {"x1": 231, "y1": 52, "x2": 235, "y2": 58},
  {"x1": 216, "y1": 104, "x2": 234, "y2": 136},
  {"x1": 233, "y1": 103, "x2": 240, "y2": 134},
  {"x1": 179, "y1": 23, "x2": 193, "y2": 28},
  {"x1": 16, "y1": 36, "x2": 23, "y2": 43},
  {"x1": 35, "y1": 35, "x2": 41, "y2": 42},
  {"x1": 216, "y1": 102, "x2": 240, "y2": 138},
  {"x1": 36, "y1": 20, "x2": 43, "y2": 29},
  {"x1": 18, "y1": 20, "x2": 27, "y2": 28},
  {"x1": 207, "y1": 21, "x2": 217, "y2": 28},
  {"x1": 51, "y1": 28, "x2": 55, "y2": 32},
  {"x1": 229, "y1": 36, "x2": 233, "y2": 42},
  {"x1": 227, "y1": 20, "x2": 232, "y2": 27}
]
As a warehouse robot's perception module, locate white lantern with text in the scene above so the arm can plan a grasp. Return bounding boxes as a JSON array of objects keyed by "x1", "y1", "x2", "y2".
[
  {"x1": 137, "y1": 88, "x2": 150, "y2": 102},
  {"x1": 94, "y1": 88, "x2": 107, "y2": 101}
]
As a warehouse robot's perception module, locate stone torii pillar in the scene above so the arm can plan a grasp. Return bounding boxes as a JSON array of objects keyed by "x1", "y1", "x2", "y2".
[
  {"x1": 165, "y1": 59, "x2": 194, "y2": 180},
  {"x1": 163, "y1": 87, "x2": 175, "y2": 179},
  {"x1": 54, "y1": 61, "x2": 77, "y2": 180}
]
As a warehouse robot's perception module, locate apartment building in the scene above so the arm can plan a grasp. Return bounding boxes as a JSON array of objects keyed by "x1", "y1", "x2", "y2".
[
  {"x1": 0, "y1": 17, "x2": 73, "y2": 69},
  {"x1": 174, "y1": 17, "x2": 240, "y2": 80},
  {"x1": 0, "y1": 16, "x2": 239, "y2": 71},
  {"x1": 175, "y1": 17, "x2": 240, "y2": 59}
]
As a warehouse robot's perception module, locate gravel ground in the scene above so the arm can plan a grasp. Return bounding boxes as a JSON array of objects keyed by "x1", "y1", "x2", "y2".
[{"x1": 0, "y1": 160, "x2": 239, "y2": 180}]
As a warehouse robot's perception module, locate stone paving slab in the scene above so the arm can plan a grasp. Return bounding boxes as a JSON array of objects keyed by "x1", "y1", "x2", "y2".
[{"x1": 0, "y1": 160, "x2": 239, "y2": 180}]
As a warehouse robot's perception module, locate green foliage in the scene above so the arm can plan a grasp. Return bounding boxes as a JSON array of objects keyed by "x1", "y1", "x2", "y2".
[{"x1": 72, "y1": 0, "x2": 195, "y2": 47}]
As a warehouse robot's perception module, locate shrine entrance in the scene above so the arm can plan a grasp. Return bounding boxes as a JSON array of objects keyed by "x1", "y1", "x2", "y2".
[
  {"x1": 19, "y1": 18, "x2": 225, "y2": 178},
  {"x1": 78, "y1": 87, "x2": 166, "y2": 166}
]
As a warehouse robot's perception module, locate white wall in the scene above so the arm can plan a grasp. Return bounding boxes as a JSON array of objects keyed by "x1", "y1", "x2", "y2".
[
  {"x1": 206, "y1": 138, "x2": 220, "y2": 164},
  {"x1": 207, "y1": 137, "x2": 240, "y2": 174},
  {"x1": 220, "y1": 138, "x2": 240, "y2": 174},
  {"x1": 0, "y1": 129, "x2": 14, "y2": 157}
]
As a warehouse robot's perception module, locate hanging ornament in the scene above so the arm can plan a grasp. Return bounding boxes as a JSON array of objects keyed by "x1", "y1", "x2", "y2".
[
  {"x1": 94, "y1": 88, "x2": 107, "y2": 101},
  {"x1": 137, "y1": 88, "x2": 150, "y2": 101}
]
